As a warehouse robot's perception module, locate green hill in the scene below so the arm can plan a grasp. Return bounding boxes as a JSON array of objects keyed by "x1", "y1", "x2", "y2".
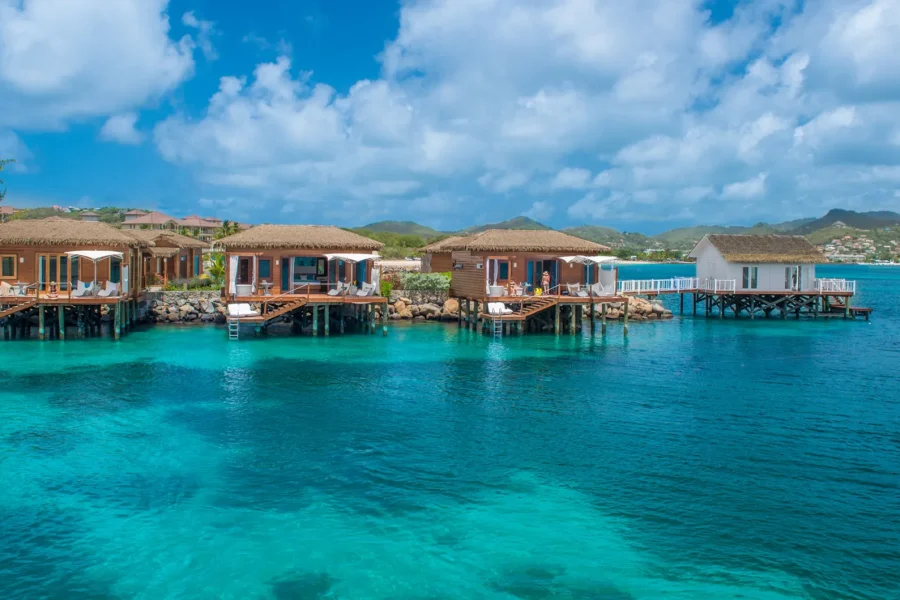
[
  {"x1": 563, "y1": 226, "x2": 655, "y2": 249},
  {"x1": 463, "y1": 216, "x2": 551, "y2": 234},
  {"x1": 794, "y1": 209, "x2": 900, "y2": 234},
  {"x1": 356, "y1": 220, "x2": 442, "y2": 237}
]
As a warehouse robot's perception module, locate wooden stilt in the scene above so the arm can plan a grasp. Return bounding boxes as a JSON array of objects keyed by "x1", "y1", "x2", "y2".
[
  {"x1": 312, "y1": 305, "x2": 319, "y2": 336},
  {"x1": 554, "y1": 303, "x2": 560, "y2": 336},
  {"x1": 458, "y1": 298, "x2": 463, "y2": 328},
  {"x1": 569, "y1": 305, "x2": 576, "y2": 334},
  {"x1": 324, "y1": 304, "x2": 330, "y2": 336},
  {"x1": 589, "y1": 302, "x2": 595, "y2": 332},
  {"x1": 601, "y1": 303, "x2": 607, "y2": 334},
  {"x1": 693, "y1": 293, "x2": 697, "y2": 316},
  {"x1": 58, "y1": 306, "x2": 66, "y2": 340},
  {"x1": 114, "y1": 303, "x2": 121, "y2": 340},
  {"x1": 623, "y1": 299, "x2": 629, "y2": 336},
  {"x1": 38, "y1": 306, "x2": 45, "y2": 341}
]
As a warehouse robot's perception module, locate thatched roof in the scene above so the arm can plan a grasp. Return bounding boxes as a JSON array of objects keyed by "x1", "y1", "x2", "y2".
[
  {"x1": 212, "y1": 225, "x2": 384, "y2": 251},
  {"x1": 0, "y1": 220, "x2": 145, "y2": 247},
  {"x1": 420, "y1": 236, "x2": 465, "y2": 253},
  {"x1": 125, "y1": 229, "x2": 208, "y2": 249},
  {"x1": 147, "y1": 247, "x2": 181, "y2": 258},
  {"x1": 439, "y1": 229, "x2": 610, "y2": 254},
  {"x1": 695, "y1": 234, "x2": 825, "y2": 264}
]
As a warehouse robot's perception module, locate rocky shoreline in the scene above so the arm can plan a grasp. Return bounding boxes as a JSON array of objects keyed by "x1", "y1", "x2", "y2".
[{"x1": 142, "y1": 291, "x2": 672, "y2": 325}]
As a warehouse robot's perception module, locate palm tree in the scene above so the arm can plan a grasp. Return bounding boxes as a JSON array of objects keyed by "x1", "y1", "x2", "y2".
[
  {"x1": 214, "y1": 220, "x2": 241, "y2": 239},
  {"x1": 207, "y1": 253, "x2": 226, "y2": 287}
]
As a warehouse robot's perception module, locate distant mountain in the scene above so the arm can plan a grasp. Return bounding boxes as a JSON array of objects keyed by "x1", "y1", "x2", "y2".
[
  {"x1": 793, "y1": 209, "x2": 900, "y2": 234},
  {"x1": 563, "y1": 225, "x2": 654, "y2": 249},
  {"x1": 463, "y1": 216, "x2": 551, "y2": 234},
  {"x1": 355, "y1": 220, "x2": 443, "y2": 237}
]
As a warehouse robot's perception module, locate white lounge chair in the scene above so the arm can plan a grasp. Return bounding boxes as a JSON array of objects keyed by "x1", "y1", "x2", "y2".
[
  {"x1": 590, "y1": 282, "x2": 609, "y2": 297},
  {"x1": 72, "y1": 281, "x2": 94, "y2": 297},
  {"x1": 97, "y1": 281, "x2": 119, "y2": 297},
  {"x1": 0, "y1": 281, "x2": 14, "y2": 296},
  {"x1": 488, "y1": 302, "x2": 514, "y2": 315},
  {"x1": 327, "y1": 282, "x2": 346, "y2": 296},
  {"x1": 357, "y1": 282, "x2": 376, "y2": 297},
  {"x1": 227, "y1": 303, "x2": 259, "y2": 317},
  {"x1": 567, "y1": 283, "x2": 589, "y2": 297}
]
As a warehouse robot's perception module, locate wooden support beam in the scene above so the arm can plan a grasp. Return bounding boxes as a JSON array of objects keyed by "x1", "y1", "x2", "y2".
[
  {"x1": 623, "y1": 299, "x2": 629, "y2": 336},
  {"x1": 59, "y1": 306, "x2": 65, "y2": 340},
  {"x1": 569, "y1": 305, "x2": 576, "y2": 334},
  {"x1": 554, "y1": 303, "x2": 560, "y2": 336},
  {"x1": 680, "y1": 293, "x2": 684, "y2": 315},
  {"x1": 324, "y1": 304, "x2": 330, "y2": 336},
  {"x1": 38, "y1": 306, "x2": 45, "y2": 341},
  {"x1": 589, "y1": 302, "x2": 595, "y2": 333},
  {"x1": 601, "y1": 303, "x2": 607, "y2": 334},
  {"x1": 312, "y1": 305, "x2": 319, "y2": 336},
  {"x1": 114, "y1": 302, "x2": 121, "y2": 340}
]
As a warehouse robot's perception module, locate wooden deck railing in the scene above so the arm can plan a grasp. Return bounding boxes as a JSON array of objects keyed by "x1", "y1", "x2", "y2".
[{"x1": 815, "y1": 278, "x2": 856, "y2": 293}]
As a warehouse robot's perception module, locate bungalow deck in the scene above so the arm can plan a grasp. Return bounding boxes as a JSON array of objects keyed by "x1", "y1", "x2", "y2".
[
  {"x1": 457, "y1": 293, "x2": 631, "y2": 336},
  {"x1": 226, "y1": 293, "x2": 388, "y2": 338},
  {"x1": 0, "y1": 292, "x2": 143, "y2": 340},
  {"x1": 616, "y1": 277, "x2": 872, "y2": 320}
]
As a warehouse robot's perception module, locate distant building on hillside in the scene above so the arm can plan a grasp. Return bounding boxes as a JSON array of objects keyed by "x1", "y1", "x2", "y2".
[
  {"x1": 80, "y1": 211, "x2": 100, "y2": 222},
  {"x1": 689, "y1": 234, "x2": 826, "y2": 292},
  {"x1": 0, "y1": 206, "x2": 20, "y2": 223},
  {"x1": 123, "y1": 209, "x2": 149, "y2": 222}
]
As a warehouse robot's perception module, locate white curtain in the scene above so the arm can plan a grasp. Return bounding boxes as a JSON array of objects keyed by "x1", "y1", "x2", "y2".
[
  {"x1": 229, "y1": 255, "x2": 238, "y2": 295},
  {"x1": 289, "y1": 257, "x2": 295, "y2": 292},
  {"x1": 251, "y1": 256, "x2": 258, "y2": 293}
]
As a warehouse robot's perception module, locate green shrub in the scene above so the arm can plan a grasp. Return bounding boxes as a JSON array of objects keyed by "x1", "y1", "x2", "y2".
[
  {"x1": 398, "y1": 272, "x2": 451, "y2": 291},
  {"x1": 380, "y1": 279, "x2": 394, "y2": 297}
]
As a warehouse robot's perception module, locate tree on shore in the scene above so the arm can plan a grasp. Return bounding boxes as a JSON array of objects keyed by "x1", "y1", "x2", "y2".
[
  {"x1": 0, "y1": 158, "x2": 15, "y2": 203},
  {"x1": 215, "y1": 220, "x2": 241, "y2": 239}
]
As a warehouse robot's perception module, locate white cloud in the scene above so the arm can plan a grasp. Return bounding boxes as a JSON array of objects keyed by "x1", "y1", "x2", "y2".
[
  {"x1": 0, "y1": 0, "x2": 197, "y2": 129},
  {"x1": 524, "y1": 201, "x2": 554, "y2": 221},
  {"x1": 150, "y1": 0, "x2": 900, "y2": 226},
  {"x1": 182, "y1": 11, "x2": 217, "y2": 61},
  {"x1": 722, "y1": 173, "x2": 768, "y2": 199},
  {"x1": 99, "y1": 113, "x2": 144, "y2": 145},
  {"x1": 551, "y1": 167, "x2": 592, "y2": 190}
]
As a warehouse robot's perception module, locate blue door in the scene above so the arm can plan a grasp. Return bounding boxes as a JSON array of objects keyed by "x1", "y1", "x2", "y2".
[
  {"x1": 194, "y1": 254, "x2": 200, "y2": 276},
  {"x1": 526, "y1": 261, "x2": 534, "y2": 287},
  {"x1": 281, "y1": 258, "x2": 290, "y2": 291}
]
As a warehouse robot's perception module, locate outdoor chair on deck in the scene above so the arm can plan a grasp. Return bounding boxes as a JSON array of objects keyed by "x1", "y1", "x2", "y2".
[
  {"x1": 0, "y1": 281, "x2": 14, "y2": 297},
  {"x1": 327, "y1": 282, "x2": 347, "y2": 296},
  {"x1": 72, "y1": 281, "x2": 94, "y2": 298},
  {"x1": 567, "y1": 283, "x2": 589, "y2": 298},
  {"x1": 357, "y1": 282, "x2": 376, "y2": 297},
  {"x1": 97, "y1": 281, "x2": 119, "y2": 298},
  {"x1": 488, "y1": 302, "x2": 514, "y2": 315},
  {"x1": 227, "y1": 303, "x2": 259, "y2": 317},
  {"x1": 590, "y1": 282, "x2": 609, "y2": 297}
]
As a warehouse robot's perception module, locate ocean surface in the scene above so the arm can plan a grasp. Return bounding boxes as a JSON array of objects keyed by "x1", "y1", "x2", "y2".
[{"x1": 1, "y1": 265, "x2": 898, "y2": 599}]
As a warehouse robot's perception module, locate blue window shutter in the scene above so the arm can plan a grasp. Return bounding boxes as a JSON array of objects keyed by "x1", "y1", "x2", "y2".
[{"x1": 526, "y1": 261, "x2": 534, "y2": 285}]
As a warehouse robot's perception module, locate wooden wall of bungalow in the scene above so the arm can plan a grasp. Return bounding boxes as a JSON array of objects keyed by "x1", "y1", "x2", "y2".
[
  {"x1": 0, "y1": 244, "x2": 142, "y2": 294},
  {"x1": 222, "y1": 248, "x2": 376, "y2": 296},
  {"x1": 423, "y1": 251, "x2": 454, "y2": 273},
  {"x1": 449, "y1": 251, "x2": 608, "y2": 298}
]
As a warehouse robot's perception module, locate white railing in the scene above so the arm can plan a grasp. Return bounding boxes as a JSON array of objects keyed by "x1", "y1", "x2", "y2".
[
  {"x1": 695, "y1": 278, "x2": 736, "y2": 293},
  {"x1": 617, "y1": 277, "x2": 702, "y2": 294},
  {"x1": 815, "y1": 278, "x2": 856, "y2": 293}
]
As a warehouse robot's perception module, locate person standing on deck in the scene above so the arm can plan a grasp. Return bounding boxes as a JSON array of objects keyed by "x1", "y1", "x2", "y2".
[{"x1": 541, "y1": 270, "x2": 551, "y2": 294}]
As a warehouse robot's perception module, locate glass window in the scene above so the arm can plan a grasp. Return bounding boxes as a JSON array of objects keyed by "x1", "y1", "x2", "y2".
[
  {"x1": 498, "y1": 261, "x2": 509, "y2": 280},
  {"x1": 259, "y1": 259, "x2": 271, "y2": 279},
  {"x1": 742, "y1": 266, "x2": 758, "y2": 289},
  {"x1": 0, "y1": 255, "x2": 15, "y2": 278},
  {"x1": 111, "y1": 258, "x2": 122, "y2": 283},
  {"x1": 71, "y1": 256, "x2": 79, "y2": 281}
]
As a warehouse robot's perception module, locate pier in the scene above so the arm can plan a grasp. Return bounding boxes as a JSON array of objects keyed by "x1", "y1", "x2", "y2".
[
  {"x1": 0, "y1": 291, "x2": 142, "y2": 340},
  {"x1": 616, "y1": 277, "x2": 872, "y2": 320}
]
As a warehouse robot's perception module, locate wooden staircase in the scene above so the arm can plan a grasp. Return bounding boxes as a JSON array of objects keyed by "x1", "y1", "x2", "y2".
[
  {"x1": 0, "y1": 299, "x2": 37, "y2": 320},
  {"x1": 516, "y1": 297, "x2": 558, "y2": 318},
  {"x1": 261, "y1": 298, "x2": 309, "y2": 324}
]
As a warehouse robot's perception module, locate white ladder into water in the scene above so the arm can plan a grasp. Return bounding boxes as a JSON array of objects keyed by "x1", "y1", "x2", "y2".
[
  {"x1": 491, "y1": 317, "x2": 503, "y2": 338},
  {"x1": 228, "y1": 316, "x2": 240, "y2": 340}
]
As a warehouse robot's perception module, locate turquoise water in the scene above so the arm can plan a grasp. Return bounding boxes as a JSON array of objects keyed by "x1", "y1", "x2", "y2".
[{"x1": 1, "y1": 265, "x2": 898, "y2": 599}]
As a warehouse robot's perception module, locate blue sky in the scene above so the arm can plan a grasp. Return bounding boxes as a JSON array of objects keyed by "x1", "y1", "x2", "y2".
[{"x1": 1, "y1": 0, "x2": 899, "y2": 233}]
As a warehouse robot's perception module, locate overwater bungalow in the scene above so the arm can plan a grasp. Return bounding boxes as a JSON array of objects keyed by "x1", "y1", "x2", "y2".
[
  {"x1": 125, "y1": 229, "x2": 208, "y2": 286},
  {"x1": 0, "y1": 220, "x2": 146, "y2": 339},
  {"x1": 420, "y1": 236, "x2": 464, "y2": 273},
  {"x1": 618, "y1": 234, "x2": 870, "y2": 319},
  {"x1": 442, "y1": 229, "x2": 624, "y2": 335},
  {"x1": 213, "y1": 225, "x2": 387, "y2": 338}
]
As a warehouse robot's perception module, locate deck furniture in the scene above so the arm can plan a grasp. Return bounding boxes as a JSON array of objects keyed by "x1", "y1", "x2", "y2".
[
  {"x1": 0, "y1": 281, "x2": 14, "y2": 296},
  {"x1": 72, "y1": 281, "x2": 94, "y2": 298},
  {"x1": 567, "y1": 283, "x2": 589, "y2": 297},
  {"x1": 97, "y1": 281, "x2": 119, "y2": 298},
  {"x1": 227, "y1": 303, "x2": 259, "y2": 317},
  {"x1": 488, "y1": 285, "x2": 505, "y2": 297},
  {"x1": 488, "y1": 302, "x2": 513, "y2": 315},
  {"x1": 260, "y1": 281, "x2": 274, "y2": 296},
  {"x1": 357, "y1": 282, "x2": 376, "y2": 297}
]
